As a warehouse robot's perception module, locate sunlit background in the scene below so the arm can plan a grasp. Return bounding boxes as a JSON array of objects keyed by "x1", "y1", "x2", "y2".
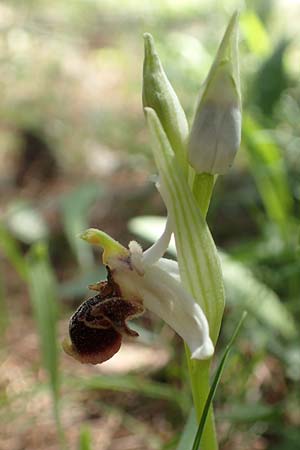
[{"x1": 1, "y1": 0, "x2": 300, "y2": 449}]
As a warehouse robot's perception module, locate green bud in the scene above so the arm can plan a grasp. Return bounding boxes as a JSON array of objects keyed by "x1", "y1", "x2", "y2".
[
  {"x1": 143, "y1": 33, "x2": 189, "y2": 171},
  {"x1": 188, "y1": 12, "x2": 241, "y2": 175}
]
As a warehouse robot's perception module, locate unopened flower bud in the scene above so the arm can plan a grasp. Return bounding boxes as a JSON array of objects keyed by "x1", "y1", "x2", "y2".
[
  {"x1": 188, "y1": 12, "x2": 241, "y2": 175},
  {"x1": 143, "y1": 33, "x2": 189, "y2": 171}
]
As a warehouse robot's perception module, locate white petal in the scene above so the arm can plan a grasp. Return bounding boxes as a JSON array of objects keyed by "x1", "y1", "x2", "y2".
[
  {"x1": 142, "y1": 215, "x2": 172, "y2": 266},
  {"x1": 140, "y1": 262, "x2": 214, "y2": 359},
  {"x1": 155, "y1": 257, "x2": 180, "y2": 282},
  {"x1": 111, "y1": 246, "x2": 214, "y2": 360}
]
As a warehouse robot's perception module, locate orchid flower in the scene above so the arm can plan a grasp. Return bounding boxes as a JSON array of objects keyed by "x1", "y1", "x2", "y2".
[
  {"x1": 63, "y1": 223, "x2": 214, "y2": 365},
  {"x1": 63, "y1": 14, "x2": 240, "y2": 450}
]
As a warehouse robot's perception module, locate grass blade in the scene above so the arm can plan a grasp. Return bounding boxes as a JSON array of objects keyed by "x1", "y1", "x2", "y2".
[
  {"x1": 221, "y1": 252, "x2": 297, "y2": 339},
  {"x1": 78, "y1": 426, "x2": 92, "y2": 450},
  {"x1": 191, "y1": 312, "x2": 247, "y2": 450},
  {"x1": 60, "y1": 183, "x2": 103, "y2": 271},
  {"x1": 68, "y1": 374, "x2": 189, "y2": 413},
  {"x1": 243, "y1": 115, "x2": 293, "y2": 228},
  {"x1": 176, "y1": 408, "x2": 197, "y2": 450},
  {"x1": 0, "y1": 272, "x2": 8, "y2": 342},
  {"x1": 0, "y1": 224, "x2": 28, "y2": 280},
  {"x1": 27, "y1": 242, "x2": 66, "y2": 448}
]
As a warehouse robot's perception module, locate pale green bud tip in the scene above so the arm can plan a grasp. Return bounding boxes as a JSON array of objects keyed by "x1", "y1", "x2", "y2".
[
  {"x1": 143, "y1": 32, "x2": 161, "y2": 71},
  {"x1": 142, "y1": 33, "x2": 161, "y2": 108},
  {"x1": 143, "y1": 33, "x2": 155, "y2": 62},
  {"x1": 188, "y1": 12, "x2": 241, "y2": 175},
  {"x1": 80, "y1": 228, "x2": 128, "y2": 264}
]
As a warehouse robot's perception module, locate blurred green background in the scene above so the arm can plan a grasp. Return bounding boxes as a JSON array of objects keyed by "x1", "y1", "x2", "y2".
[{"x1": 0, "y1": 0, "x2": 300, "y2": 449}]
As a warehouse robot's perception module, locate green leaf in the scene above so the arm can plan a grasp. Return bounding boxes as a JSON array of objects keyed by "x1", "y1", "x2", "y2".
[
  {"x1": 221, "y1": 251, "x2": 297, "y2": 339},
  {"x1": 0, "y1": 224, "x2": 28, "y2": 280},
  {"x1": 145, "y1": 108, "x2": 224, "y2": 344},
  {"x1": 191, "y1": 312, "x2": 247, "y2": 450},
  {"x1": 0, "y1": 272, "x2": 8, "y2": 341},
  {"x1": 240, "y1": 10, "x2": 270, "y2": 56},
  {"x1": 251, "y1": 40, "x2": 290, "y2": 116},
  {"x1": 27, "y1": 243, "x2": 59, "y2": 397},
  {"x1": 60, "y1": 183, "x2": 104, "y2": 271},
  {"x1": 218, "y1": 402, "x2": 281, "y2": 424},
  {"x1": 27, "y1": 243, "x2": 66, "y2": 447},
  {"x1": 176, "y1": 408, "x2": 197, "y2": 450},
  {"x1": 243, "y1": 115, "x2": 293, "y2": 227},
  {"x1": 69, "y1": 374, "x2": 188, "y2": 412}
]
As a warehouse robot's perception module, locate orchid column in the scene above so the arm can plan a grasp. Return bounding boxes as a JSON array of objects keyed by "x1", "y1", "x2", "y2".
[{"x1": 143, "y1": 13, "x2": 241, "y2": 450}]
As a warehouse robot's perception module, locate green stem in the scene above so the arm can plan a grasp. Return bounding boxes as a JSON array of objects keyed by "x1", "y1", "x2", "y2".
[
  {"x1": 185, "y1": 351, "x2": 218, "y2": 450},
  {"x1": 192, "y1": 173, "x2": 215, "y2": 218},
  {"x1": 186, "y1": 172, "x2": 218, "y2": 450}
]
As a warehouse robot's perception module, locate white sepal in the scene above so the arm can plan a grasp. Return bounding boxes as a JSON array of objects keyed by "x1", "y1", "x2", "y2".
[{"x1": 113, "y1": 242, "x2": 214, "y2": 360}]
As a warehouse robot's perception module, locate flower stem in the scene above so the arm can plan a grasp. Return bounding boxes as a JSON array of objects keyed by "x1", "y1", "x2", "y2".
[
  {"x1": 192, "y1": 173, "x2": 215, "y2": 218},
  {"x1": 187, "y1": 173, "x2": 218, "y2": 450},
  {"x1": 186, "y1": 351, "x2": 218, "y2": 450}
]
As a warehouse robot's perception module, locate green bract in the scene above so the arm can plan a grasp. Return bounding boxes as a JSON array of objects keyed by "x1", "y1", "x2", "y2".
[
  {"x1": 188, "y1": 12, "x2": 241, "y2": 175},
  {"x1": 145, "y1": 108, "x2": 225, "y2": 344}
]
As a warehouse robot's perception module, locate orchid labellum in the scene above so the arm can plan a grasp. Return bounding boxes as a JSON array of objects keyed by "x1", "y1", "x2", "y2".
[{"x1": 63, "y1": 225, "x2": 214, "y2": 364}]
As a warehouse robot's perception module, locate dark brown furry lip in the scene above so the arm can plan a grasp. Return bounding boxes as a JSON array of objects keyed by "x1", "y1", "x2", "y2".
[{"x1": 64, "y1": 268, "x2": 144, "y2": 365}]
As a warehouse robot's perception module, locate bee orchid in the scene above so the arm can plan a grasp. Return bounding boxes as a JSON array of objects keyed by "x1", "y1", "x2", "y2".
[
  {"x1": 63, "y1": 224, "x2": 214, "y2": 364},
  {"x1": 62, "y1": 17, "x2": 237, "y2": 449}
]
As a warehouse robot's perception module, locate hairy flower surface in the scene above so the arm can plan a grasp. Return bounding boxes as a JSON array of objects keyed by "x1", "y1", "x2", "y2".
[{"x1": 63, "y1": 227, "x2": 214, "y2": 364}]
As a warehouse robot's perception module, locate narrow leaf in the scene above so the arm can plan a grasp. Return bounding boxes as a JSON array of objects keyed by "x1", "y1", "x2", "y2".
[
  {"x1": 60, "y1": 183, "x2": 103, "y2": 270},
  {"x1": 0, "y1": 225, "x2": 28, "y2": 280},
  {"x1": 0, "y1": 272, "x2": 8, "y2": 341},
  {"x1": 176, "y1": 408, "x2": 197, "y2": 450},
  {"x1": 243, "y1": 115, "x2": 293, "y2": 227},
  {"x1": 27, "y1": 243, "x2": 66, "y2": 447},
  {"x1": 240, "y1": 10, "x2": 270, "y2": 56},
  {"x1": 69, "y1": 374, "x2": 188, "y2": 412},
  {"x1": 27, "y1": 243, "x2": 59, "y2": 398},
  {"x1": 221, "y1": 252, "x2": 297, "y2": 339}
]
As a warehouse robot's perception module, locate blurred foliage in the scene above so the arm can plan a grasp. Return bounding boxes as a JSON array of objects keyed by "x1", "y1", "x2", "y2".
[
  {"x1": 0, "y1": 0, "x2": 300, "y2": 449},
  {"x1": 27, "y1": 243, "x2": 66, "y2": 447}
]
